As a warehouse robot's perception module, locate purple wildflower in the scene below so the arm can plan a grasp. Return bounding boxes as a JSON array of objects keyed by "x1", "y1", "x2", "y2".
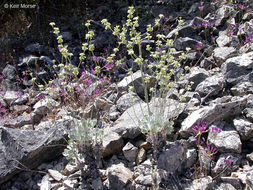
[
  {"x1": 104, "y1": 63, "x2": 114, "y2": 71},
  {"x1": 245, "y1": 33, "x2": 253, "y2": 44},
  {"x1": 192, "y1": 122, "x2": 208, "y2": 136},
  {"x1": 91, "y1": 69, "x2": 96, "y2": 75},
  {"x1": 82, "y1": 71, "x2": 87, "y2": 76},
  {"x1": 198, "y1": 6, "x2": 204, "y2": 11},
  {"x1": 202, "y1": 23, "x2": 208, "y2": 28},
  {"x1": 0, "y1": 106, "x2": 6, "y2": 114},
  {"x1": 209, "y1": 126, "x2": 222, "y2": 133},
  {"x1": 238, "y1": 4, "x2": 245, "y2": 9},
  {"x1": 87, "y1": 79, "x2": 92, "y2": 86},
  {"x1": 92, "y1": 56, "x2": 100, "y2": 62},
  {"x1": 99, "y1": 78, "x2": 105, "y2": 83},
  {"x1": 51, "y1": 83, "x2": 57, "y2": 88},
  {"x1": 95, "y1": 89, "x2": 99, "y2": 95},
  {"x1": 225, "y1": 158, "x2": 233, "y2": 168},
  {"x1": 195, "y1": 42, "x2": 204, "y2": 50},
  {"x1": 0, "y1": 74, "x2": 4, "y2": 79}
]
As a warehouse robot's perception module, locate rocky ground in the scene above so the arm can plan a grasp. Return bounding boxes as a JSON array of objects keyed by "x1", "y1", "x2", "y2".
[{"x1": 0, "y1": 0, "x2": 253, "y2": 189}]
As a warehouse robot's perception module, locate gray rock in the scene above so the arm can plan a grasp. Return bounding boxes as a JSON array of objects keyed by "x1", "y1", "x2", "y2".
[
  {"x1": 4, "y1": 114, "x2": 32, "y2": 128},
  {"x1": 243, "y1": 108, "x2": 253, "y2": 122},
  {"x1": 112, "y1": 97, "x2": 185, "y2": 139},
  {"x1": 215, "y1": 5, "x2": 234, "y2": 26},
  {"x1": 117, "y1": 70, "x2": 156, "y2": 99},
  {"x1": 195, "y1": 74, "x2": 226, "y2": 97},
  {"x1": 3, "y1": 91, "x2": 21, "y2": 105},
  {"x1": 213, "y1": 47, "x2": 237, "y2": 66},
  {"x1": 25, "y1": 43, "x2": 53, "y2": 55},
  {"x1": 166, "y1": 25, "x2": 195, "y2": 39},
  {"x1": 174, "y1": 37, "x2": 203, "y2": 51},
  {"x1": 48, "y1": 169, "x2": 65, "y2": 181},
  {"x1": 200, "y1": 58, "x2": 216, "y2": 70},
  {"x1": 136, "y1": 148, "x2": 146, "y2": 164},
  {"x1": 212, "y1": 153, "x2": 242, "y2": 177},
  {"x1": 108, "y1": 163, "x2": 133, "y2": 190},
  {"x1": 12, "y1": 93, "x2": 29, "y2": 105},
  {"x1": 180, "y1": 96, "x2": 247, "y2": 138},
  {"x1": 230, "y1": 167, "x2": 253, "y2": 189},
  {"x1": 33, "y1": 96, "x2": 60, "y2": 116},
  {"x1": 221, "y1": 52, "x2": 253, "y2": 84},
  {"x1": 135, "y1": 175, "x2": 152, "y2": 186},
  {"x1": 157, "y1": 140, "x2": 187, "y2": 173},
  {"x1": 231, "y1": 82, "x2": 253, "y2": 96},
  {"x1": 190, "y1": 176, "x2": 214, "y2": 190},
  {"x1": 18, "y1": 55, "x2": 39, "y2": 68},
  {"x1": 0, "y1": 118, "x2": 73, "y2": 184},
  {"x1": 233, "y1": 117, "x2": 253, "y2": 140},
  {"x1": 207, "y1": 123, "x2": 242, "y2": 154},
  {"x1": 61, "y1": 32, "x2": 72, "y2": 42},
  {"x1": 185, "y1": 148, "x2": 197, "y2": 169},
  {"x1": 122, "y1": 142, "x2": 138, "y2": 162},
  {"x1": 102, "y1": 132, "x2": 124, "y2": 158},
  {"x1": 246, "y1": 153, "x2": 253, "y2": 162},
  {"x1": 220, "y1": 176, "x2": 243, "y2": 190},
  {"x1": 40, "y1": 174, "x2": 51, "y2": 190},
  {"x1": 111, "y1": 102, "x2": 145, "y2": 139},
  {"x1": 216, "y1": 183, "x2": 237, "y2": 190},
  {"x1": 116, "y1": 92, "x2": 144, "y2": 113},
  {"x1": 216, "y1": 34, "x2": 240, "y2": 48},
  {"x1": 2, "y1": 65, "x2": 17, "y2": 81},
  {"x1": 185, "y1": 67, "x2": 210, "y2": 90}
]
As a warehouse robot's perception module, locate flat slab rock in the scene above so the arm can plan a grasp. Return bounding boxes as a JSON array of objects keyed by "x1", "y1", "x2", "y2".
[
  {"x1": 0, "y1": 118, "x2": 73, "y2": 184},
  {"x1": 179, "y1": 96, "x2": 248, "y2": 138}
]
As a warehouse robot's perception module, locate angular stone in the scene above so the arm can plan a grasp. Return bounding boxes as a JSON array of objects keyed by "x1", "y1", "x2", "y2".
[
  {"x1": 3, "y1": 91, "x2": 21, "y2": 105},
  {"x1": 233, "y1": 117, "x2": 253, "y2": 140},
  {"x1": 185, "y1": 148, "x2": 197, "y2": 169},
  {"x1": 185, "y1": 67, "x2": 210, "y2": 90},
  {"x1": 213, "y1": 47, "x2": 237, "y2": 66},
  {"x1": 40, "y1": 174, "x2": 51, "y2": 190},
  {"x1": 216, "y1": 183, "x2": 237, "y2": 190},
  {"x1": 48, "y1": 169, "x2": 65, "y2": 181},
  {"x1": 212, "y1": 153, "x2": 242, "y2": 177},
  {"x1": 102, "y1": 132, "x2": 124, "y2": 158},
  {"x1": 195, "y1": 74, "x2": 226, "y2": 97},
  {"x1": 174, "y1": 37, "x2": 203, "y2": 51},
  {"x1": 122, "y1": 142, "x2": 138, "y2": 162},
  {"x1": 200, "y1": 58, "x2": 216, "y2": 70},
  {"x1": 208, "y1": 123, "x2": 242, "y2": 154},
  {"x1": 231, "y1": 82, "x2": 253, "y2": 96},
  {"x1": 215, "y1": 5, "x2": 234, "y2": 26},
  {"x1": 108, "y1": 164, "x2": 133, "y2": 190},
  {"x1": 135, "y1": 175, "x2": 152, "y2": 186},
  {"x1": 117, "y1": 70, "x2": 156, "y2": 99},
  {"x1": 157, "y1": 140, "x2": 188, "y2": 173},
  {"x1": 2, "y1": 65, "x2": 17, "y2": 81},
  {"x1": 116, "y1": 92, "x2": 144, "y2": 113},
  {"x1": 136, "y1": 148, "x2": 146, "y2": 164},
  {"x1": 220, "y1": 176, "x2": 243, "y2": 190},
  {"x1": 33, "y1": 96, "x2": 60, "y2": 116},
  {"x1": 4, "y1": 114, "x2": 32, "y2": 128},
  {"x1": 221, "y1": 52, "x2": 253, "y2": 84},
  {"x1": 191, "y1": 176, "x2": 214, "y2": 190},
  {"x1": 180, "y1": 96, "x2": 247, "y2": 137},
  {"x1": 0, "y1": 118, "x2": 73, "y2": 184}
]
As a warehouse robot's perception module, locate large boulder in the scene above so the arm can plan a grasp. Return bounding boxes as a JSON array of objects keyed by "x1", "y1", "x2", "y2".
[
  {"x1": 0, "y1": 118, "x2": 73, "y2": 184},
  {"x1": 221, "y1": 52, "x2": 253, "y2": 84},
  {"x1": 179, "y1": 96, "x2": 248, "y2": 138}
]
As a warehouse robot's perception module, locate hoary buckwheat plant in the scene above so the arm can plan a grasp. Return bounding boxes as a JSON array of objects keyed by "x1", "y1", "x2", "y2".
[
  {"x1": 101, "y1": 6, "x2": 191, "y2": 147},
  {"x1": 63, "y1": 118, "x2": 105, "y2": 188},
  {"x1": 101, "y1": 6, "x2": 192, "y2": 188}
]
